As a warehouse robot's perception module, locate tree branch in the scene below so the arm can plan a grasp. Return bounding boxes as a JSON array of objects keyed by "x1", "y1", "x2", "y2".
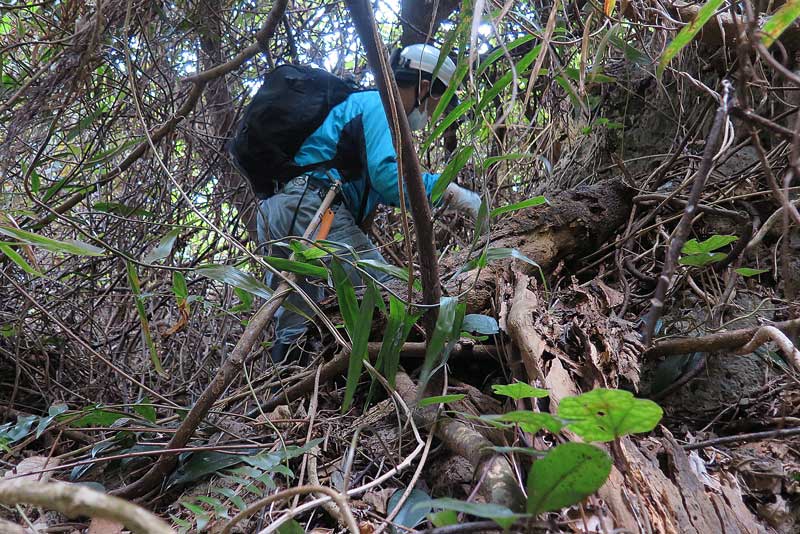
[{"x1": 0, "y1": 480, "x2": 174, "y2": 534}]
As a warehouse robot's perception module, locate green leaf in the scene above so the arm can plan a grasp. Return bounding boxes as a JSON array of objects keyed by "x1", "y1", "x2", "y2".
[
  {"x1": 143, "y1": 228, "x2": 180, "y2": 263},
  {"x1": 478, "y1": 45, "x2": 542, "y2": 112},
  {"x1": 429, "y1": 509, "x2": 459, "y2": 527},
  {"x1": 126, "y1": 261, "x2": 166, "y2": 377},
  {"x1": 735, "y1": 267, "x2": 769, "y2": 277},
  {"x1": 490, "y1": 196, "x2": 548, "y2": 217},
  {"x1": 169, "y1": 450, "x2": 257, "y2": 486},
  {"x1": 196, "y1": 264, "x2": 272, "y2": 300},
  {"x1": 490, "y1": 411, "x2": 564, "y2": 434},
  {"x1": 342, "y1": 282, "x2": 378, "y2": 412},
  {"x1": 0, "y1": 243, "x2": 42, "y2": 277},
  {"x1": 476, "y1": 34, "x2": 536, "y2": 77},
  {"x1": 557, "y1": 388, "x2": 663, "y2": 442},
  {"x1": 172, "y1": 271, "x2": 188, "y2": 301},
  {"x1": 418, "y1": 498, "x2": 522, "y2": 530},
  {"x1": 69, "y1": 407, "x2": 128, "y2": 427},
  {"x1": 356, "y1": 259, "x2": 422, "y2": 291},
  {"x1": 431, "y1": 146, "x2": 474, "y2": 203},
  {"x1": 678, "y1": 252, "x2": 726, "y2": 267},
  {"x1": 330, "y1": 259, "x2": 358, "y2": 336},
  {"x1": 482, "y1": 152, "x2": 533, "y2": 169},
  {"x1": 264, "y1": 256, "x2": 327, "y2": 278},
  {"x1": 681, "y1": 235, "x2": 738, "y2": 254},
  {"x1": 418, "y1": 394, "x2": 466, "y2": 407},
  {"x1": 492, "y1": 383, "x2": 549, "y2": 400},
  {"x1": 388, "y1": 488, "x2": 431, "y2": 531},
  {"x1": 461, "y1": 313, "x2": 499, "y2": 335},
  {"x1": 761, "y1": 0, "x2": 800, "y2": 47},
  {"x1": 422, "y1": 98, "x2": 473, "y2": 152},
  {"x1": 368, "y1": 296, "x2": 420, "y2": 405},
  {"x1": 465, "y1": 247, "x2": 541, "y2": 272},
  {"x1": 134, "y1": 399, "x2": 157, "y2": 423},
  {"x1": 0, "y1": 225, "x2": 104, "y2": 256},
  {"x1": 277, "y1": 520, "x2": 304, "y2": 534},
  {"x1": 92, "y1": 202, "x2": 153, "y2": 218},
  {"x1": 526, "y1": 443, "x2": 612, "y2": 514},
  {"x1": 35, "y1": 404, "x2": 68, "y2": 439},
  {"x1": 657, "y1": 0, "x2": 726, "y2": 78},
  {"x1": 418, "y1": 297, "x2": 460, "y2": 395}
]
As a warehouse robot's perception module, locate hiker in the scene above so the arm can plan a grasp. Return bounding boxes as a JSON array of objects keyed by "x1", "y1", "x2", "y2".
[{"x1": 236, "y1": 44, "x2": 481, "y2": 364}]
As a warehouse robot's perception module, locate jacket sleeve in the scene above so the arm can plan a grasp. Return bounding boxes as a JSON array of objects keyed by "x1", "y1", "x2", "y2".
[{"x1": 360, "y1": 94, "x2": 439, "y2": 207}]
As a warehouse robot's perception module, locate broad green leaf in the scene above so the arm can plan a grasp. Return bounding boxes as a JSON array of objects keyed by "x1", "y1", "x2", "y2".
[
  {"x1": 429, "y1": 509, "x2": 458, "y2": 527},
  {"x1": 169, "y1": 450, "x2": 258, "y2": 486},
  {"x1": 491, "y1": 196, "x2": 548, "y2": 217},
  {"x1": 462, "y1": 313, "x2": 499, "y2": 335},
  {"x1": 735, "y1": 267, "x2": 769, "y2": 277},
  {"x1": 330, "y1": 259, "x2": 358, "y2": 336},
  {"x1": 356, "y1": 259, "x2": 422, "y2": 291},
  {"x1": 657, "y1": 0, "x2": 725, "y2": 78},
  {"x1": 419, "y1": 394, "x2": 466, "y2": 407},
  {"x1": 761, "y1": 0, "x2": 800, "y2": 47},
  {"x1": 388, "y1": 488, "x2": 431, "y2": 531},
  {"x1": 490, "y1": 411, "x2": 563, "y2": 434},
  {"x1": 35, "y1": 404, "x2": 68, "y2": 439},
  {"x1": 0, "y1": 243, "x2": 42, "y2": 277},
  {"x1": 196, "y1": 264, "x2": 272, "y2": 300},
  {"x1": 418, "y1": 297, "x2": 461, "y2": 395},
  {"x1": 492, "y1": 383, "x2": 549, "y2": 400},
  {"x1": 368, "y1": 296, "x2": 420, "y2": 405},
  {"x1": 417, "y1": 498, "x2": 522, "y2": 530},
  {"x1": 277, "y1": 520, "x2": 304, "y2": 534},
  {"x1": 526, "y1": 443, "x2": 612, "y2": 514},
  {"x1": 126, "y1": 261, "x2": 165, "y2": 377},
  {"x1": 465, "y1": 247, "x2": 541, "y2": 272},
  {"x1": 264, "y1": 256, "x2": 327, "y2": 278},
  {"x1": 172, "y1": 271, "x2": 189, "y2": 301},
  {"x1": 143, "y1": 228, "x2": 180, "y2": 263},
  {"x1": 557, "y1": 388, "x2": 663, "y2": 442},
  {"x1": 681, "y1": 235, "x2": 738, "y2": 254},
  {"x1": 343, "y1": 281, "x2": 378, "y2": 412},
  {"x1": 678, "y1": 252, "x2": 727, "y2": 267},
  {"x1": 431, "y1": 146, "x2": 474, "y2": 203},
  {"x1": 0, "y1": 225, "x2": 104, "y2": 256},
  {"x1": 69, "y1": 407, "x2": 128, "y2": 427},
  {"x1": 133, "y1": 399, "x2": 157, "y2": 423}
]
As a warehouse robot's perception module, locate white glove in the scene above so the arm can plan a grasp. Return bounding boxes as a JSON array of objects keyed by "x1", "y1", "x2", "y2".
[{"x1": 444, "y1": 183, "x2": 481, "y2": 220}]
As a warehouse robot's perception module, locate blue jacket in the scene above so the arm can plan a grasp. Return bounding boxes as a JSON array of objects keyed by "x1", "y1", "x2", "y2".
[{"x1": 293, "y1": 90, "x2": 439, "y2": 223}]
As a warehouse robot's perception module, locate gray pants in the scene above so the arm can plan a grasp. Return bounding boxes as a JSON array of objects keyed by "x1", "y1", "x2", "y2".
[{"x1": 256, "y1": 177, "x2": 389, "y2": 347}]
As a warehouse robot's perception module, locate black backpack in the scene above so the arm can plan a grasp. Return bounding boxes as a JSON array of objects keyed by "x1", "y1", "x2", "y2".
[{"x1": 228, "y1": 64, "x2": 360, "y2": 198}]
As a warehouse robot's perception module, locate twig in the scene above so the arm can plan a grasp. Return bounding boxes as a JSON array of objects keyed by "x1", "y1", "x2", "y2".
[
  {"x1": 0, "y1": 480, "x2": 174, "y2": 534},
  {"x1": 222, "y1": 485, "x2": 359, "y2": 534},
  {"x1": 684, "y1": 426, "x2": 800, "y2": 451},
  {"x1": 734, "y1": 325, "x2": 800, "y2": 370},
  {"x1": 644, "y1": 318, "x2": 800, "y2": 359},
  {"x1": 643, "y1": 81, "x2": 733, "y2": 345}
]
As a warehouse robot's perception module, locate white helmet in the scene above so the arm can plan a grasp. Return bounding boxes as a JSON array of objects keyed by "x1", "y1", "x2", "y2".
[{"x1": 393, "y1": 44, "x2": 457, "y2": 88}]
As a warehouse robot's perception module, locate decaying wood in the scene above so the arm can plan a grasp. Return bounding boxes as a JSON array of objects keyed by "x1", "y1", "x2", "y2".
[
  {"x1": 505, "y1": 273, "x2": 768, "y2": 533},
  {"x1": 446, "y1": 177, "x2": 634, "y2": 313}
]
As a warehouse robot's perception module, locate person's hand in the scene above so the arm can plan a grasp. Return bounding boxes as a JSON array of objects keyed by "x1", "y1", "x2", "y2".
[{"x1": 444, "y1": 183, "x2": 481, "y2": 219}]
